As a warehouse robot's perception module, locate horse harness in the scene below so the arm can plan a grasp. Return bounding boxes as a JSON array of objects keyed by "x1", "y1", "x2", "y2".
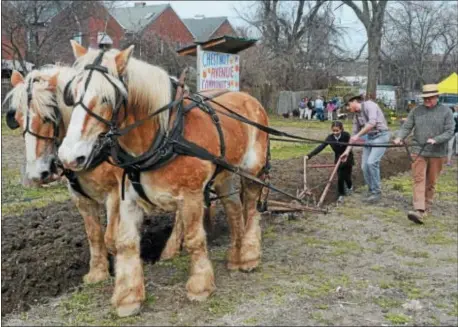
[
  {"x1": 24, "y1": 71, "x2": 106, "y2": 200},
  {"x1": 72, "y1": 51, "x2": 277, "y2": 208}
]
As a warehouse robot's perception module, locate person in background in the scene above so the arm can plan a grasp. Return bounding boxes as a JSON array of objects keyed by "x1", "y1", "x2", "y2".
[
  {"x1": 299, "y1": 97, "x2": 307, "y2": 119},
  {"x1": 393, "y1": 85, "x2": 455, "y2": 224},
  {"x1": 307, "y1": 97, "x2": 315, "y2": 119},
  {"x1": 446, "y1": 105, "x2": 458, "y2": 166},
  {"x1": 315, "y1": 96, "x2": 324, "y2": 122},
  {"x1": 340, "y1": 93, "x2": 390, "y2": 203},
  {"x1": 326, "y1": 101, "x2": 336, "y2": 121},
  {"x1": 305, "y1": 121, "x2": 354, "y2": 203}
]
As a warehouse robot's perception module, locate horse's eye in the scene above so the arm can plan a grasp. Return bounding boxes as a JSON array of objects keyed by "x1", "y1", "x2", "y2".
[
  {"x1": 43, "y1": 117, "x2": 52, "y2": 124},
  {"x1": 33, "y1": 77, "x2": 40, "y2": 83},
  {"x1": 101, "y1": 97, "x2": 110, "y2": 104}
]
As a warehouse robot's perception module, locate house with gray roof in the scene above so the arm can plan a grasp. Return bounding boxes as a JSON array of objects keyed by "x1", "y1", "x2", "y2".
[
  {"x1": 109, "y1": 2, "x2": 195, "y2": 46},
  {"x1": 110, "y1": 3, "x2": 170, "y2": 34},
  {"x1": 182, "y1": 16, "x2": 237, "y2": 42}
]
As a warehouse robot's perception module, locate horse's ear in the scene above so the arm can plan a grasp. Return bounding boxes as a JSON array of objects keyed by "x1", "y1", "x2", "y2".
[
  {"x1": 47, "y1": 73, "x2": 59, "y2": 91},
  {"x1": 11, "y1": 70, "x2": 24, "y2": 87},
  {"x1": 70, "y1": 40, "x2": 87, "y2": 59},
  {"x1": 115, "y1": 45, "x2": 134, "y2": 75}
]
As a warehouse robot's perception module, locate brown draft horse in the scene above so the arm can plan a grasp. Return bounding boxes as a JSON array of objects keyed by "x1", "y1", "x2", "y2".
[
  {"x1": 3, "y1": 65, "x2": 184, "y2": 285},
  {"x1": 58, "y1": 42, "x2": 269, "y2": 317}
]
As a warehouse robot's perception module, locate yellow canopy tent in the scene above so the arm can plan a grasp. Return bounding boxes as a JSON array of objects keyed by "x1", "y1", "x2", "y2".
[{"x1": 438, "y1": 72, "x2": 458, "y2": 94}]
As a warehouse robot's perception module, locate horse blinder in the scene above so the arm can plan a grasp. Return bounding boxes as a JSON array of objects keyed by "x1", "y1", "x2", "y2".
[{"x1": 6, "y1": 109, "x2": 20, "y2": 130}]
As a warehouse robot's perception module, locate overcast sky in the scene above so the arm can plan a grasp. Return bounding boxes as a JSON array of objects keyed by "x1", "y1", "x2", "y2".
[{"x1": 123, "y1": 1, "x2": 367, "y2": 53}]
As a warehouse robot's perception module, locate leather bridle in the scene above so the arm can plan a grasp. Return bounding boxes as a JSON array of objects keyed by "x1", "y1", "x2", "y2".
[
  {"x1": 23, "y1": 77, "x2": 63, "y2": 157},
  {"x1": 66, "y1": 50, "x2": 128, "y2": 135}
]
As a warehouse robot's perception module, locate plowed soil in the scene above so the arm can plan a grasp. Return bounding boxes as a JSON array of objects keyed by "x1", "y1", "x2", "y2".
[{"x1": 1, "y1": 148, "x2": 412, "y2": 316}]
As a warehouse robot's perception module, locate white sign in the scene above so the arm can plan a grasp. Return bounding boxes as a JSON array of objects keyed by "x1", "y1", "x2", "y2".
[{"x1": 198, "y1": 50, "x2": 240, "y2": 91}]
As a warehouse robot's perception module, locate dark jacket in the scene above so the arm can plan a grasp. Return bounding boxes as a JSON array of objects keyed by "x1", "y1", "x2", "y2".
[{"x1": 307, "y1": 131, "x2": 354, "y2": 165}]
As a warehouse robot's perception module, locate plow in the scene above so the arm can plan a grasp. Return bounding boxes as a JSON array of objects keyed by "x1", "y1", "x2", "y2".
[{"x1": 265, "y1": 156, "x2": 343, "y2": 214}]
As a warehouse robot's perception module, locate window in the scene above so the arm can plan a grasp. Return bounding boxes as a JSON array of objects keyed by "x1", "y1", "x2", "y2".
[
  {"x1": 73, "y1": 32, "x2": 82, "y2": 45},
  {"x1": 439, "y1": 94, "x2": 458, "y2": 105}
]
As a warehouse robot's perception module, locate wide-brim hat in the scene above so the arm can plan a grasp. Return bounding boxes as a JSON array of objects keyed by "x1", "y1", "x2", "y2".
[
  {"x1": 343, "y1": 93, "x2": 363, "y2": 105},
  {"x1": 421, "y1": 84, "x2": 440, "y2": 98}
]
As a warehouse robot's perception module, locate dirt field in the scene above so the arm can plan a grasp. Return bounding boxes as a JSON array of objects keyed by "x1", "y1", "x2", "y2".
[{"x1": 2, "y1": 122, "x2": 457, "y2": 325}]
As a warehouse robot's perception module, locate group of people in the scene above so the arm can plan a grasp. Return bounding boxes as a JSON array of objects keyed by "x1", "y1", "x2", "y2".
[
  {"x1": 305, "y1": 84, "x2": 457, "y2": 225},
  {"x1": 298, "y1": 96, "x2": 341, "y2": 122}
]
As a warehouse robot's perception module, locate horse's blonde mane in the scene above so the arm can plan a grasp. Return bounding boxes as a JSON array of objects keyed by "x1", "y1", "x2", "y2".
[
  {"x1": 73, "y1": 48, "x2": 172, "y2": 131},
  {"x1": 2, "y1": 64, "x2": 77, "y2": 127}
]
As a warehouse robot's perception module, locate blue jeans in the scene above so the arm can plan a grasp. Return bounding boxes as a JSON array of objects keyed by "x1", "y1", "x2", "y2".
[
  {"x1": 361, "y1": 131, "x2": 390, "y2": 195},
  {"x1": 315, "y1": 108, "x2": 324, "y2": 121}
]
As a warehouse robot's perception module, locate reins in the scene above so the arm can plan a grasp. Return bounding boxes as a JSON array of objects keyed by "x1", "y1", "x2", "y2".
[{"x1": 70, "y1": 51, "x2": 431, "y2": 206}]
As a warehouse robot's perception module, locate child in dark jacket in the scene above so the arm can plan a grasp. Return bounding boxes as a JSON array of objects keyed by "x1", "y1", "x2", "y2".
[{"x1": 305, "y1": 121, "x2": 354, "y2": 202}]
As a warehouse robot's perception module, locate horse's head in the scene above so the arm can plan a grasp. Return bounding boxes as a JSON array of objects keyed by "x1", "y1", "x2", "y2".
[
  {"x1": 4, "y1": 69, "x2": 64, "y2": 185},
  {"x1": 59, "y1": 41, "x2": 132, "y2": 171}
]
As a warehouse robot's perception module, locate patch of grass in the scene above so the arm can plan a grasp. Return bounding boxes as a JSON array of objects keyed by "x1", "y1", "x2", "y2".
[
  {"x1": 211, "y1": 247, "x2": 227, "y2": 261},
  {"x1": 156, "y1": 254, "x2": 190, "y2": 284},
  {"x1": 425, "y1": 232, "x2": 456, "y2": 245},
  {"x1": 428, "y1": 315, "x2": 441, "y2": 326},
  {"x1": 393, "y1": 246, "x2": 430, "y2": 258},
  {"x1": 448, "y1": 300, "x2": 458, "y2": 317},
  {"x1": 403, "y1": 261, "x2": 426, "y2": 267},
  {"x1": 385, "y1": 175, "x2": 413, "y2": 196},
  {"x1": 379, "y1": 208, "x2": 403, "y2": 221},
  {"x1": 207, "y1": 294, "x2": 238, "y2": 317},
  {"x1": 315, "y1": 303, "x2": 329, "y2": 310},
  {"x1": 268, "y1": 115, "x2": 352, "y2": 131},
  {"x1": 1, "y1": 118, "x2": 21, "y2": 136},
  {"x1": 440, "y1": 256, "x2": 458, "y2": 264},
  {"x1": 335, "y1": 206, "x2": 368, "y2": 221},
  {"x1": 145, "y1": 294, "x2": 156, "y2": 306},
  {"x1": 2, "y1": 168, "x2": 70, "y2": 216},
  {"x1": 374, "y1": 297, "x2": 402, "y2": 309},
  {"x1": 242, "y1": 317, "x2": 259, "y2": 325},
  {"x1": 97, "y1": 312, "x2": 142, "y2": 326},
  {"x1": 309, "y1": 311, "x2": 332, "y2": 324},
  {"x1": 297, "y1": 273, "x2": 350, "y2": 299},
  {"x1": 328, "y1": 240, "x2": 362, "y2": 256},
  {"x1": 380, "y1": 281, "x2": 396, "y2": 289},
  {"x1": 384, "y1": 313, "x2": 412, "y2": 325},
  {"x1": 370, "y1": 265, "x2": 384, "y2": 272},
  {"x1": 270, "y1": 142, "x2": 320, "y2": 160},
  {"x1": 263, "y1": 225, "x2": 277, "y2": 239},
  {"x1": 303, "y1": 236, "x2": 324, "y2": 247}
]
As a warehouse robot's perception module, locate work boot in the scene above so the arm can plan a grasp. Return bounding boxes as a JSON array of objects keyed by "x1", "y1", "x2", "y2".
[
  {"x1": 337, "y1": 196, "x2": 345, "y2": 204},
  {"x1": 407, "y1": 210, "x2": 425, "y2": 224},
  {"x1": 345, "y1": 187, "x2": 353, "y2": 196}
]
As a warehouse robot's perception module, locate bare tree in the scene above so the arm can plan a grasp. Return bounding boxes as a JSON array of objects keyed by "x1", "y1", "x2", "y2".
[
  {"x1": 1, "y1": 1, "x2": 124, "y2": 70},
  {"x1": 235, "y1": 1, "x2": 349, "y2": 91},
  {"x1": 342, "y1": 0, "x2": 388, "y2": 99},
  {"x1": 382, "y1": 1, "x2": 458, "y2": 89}
]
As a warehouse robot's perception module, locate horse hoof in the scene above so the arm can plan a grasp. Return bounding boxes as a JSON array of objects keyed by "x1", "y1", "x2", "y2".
[
  {"x1": 227, "y1": 261, "x2": 241, "y2": 271},
  {"x1": 83, "y1": 269, "x2": 109, "y2": 284},
  {"x1": 160, "y1": 248, "x2": 179, "y2": 261},
  {"x1": 187, "y1": 290, "x2": 212, "y2": 302},
  {"x1": 116, "y1": 302, "x2": 142, "y2": 317},
  {"x1": 239, "y1": 259, "x2": 260, "y2": 272},
  {"x1": 186, "y1": 274, "x2": 215, "y2": 301}
]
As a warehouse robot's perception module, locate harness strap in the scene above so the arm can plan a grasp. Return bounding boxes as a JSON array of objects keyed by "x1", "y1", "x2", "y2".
[{"x1": 64, "y1": 169, "x2": 93, "y2": 199}]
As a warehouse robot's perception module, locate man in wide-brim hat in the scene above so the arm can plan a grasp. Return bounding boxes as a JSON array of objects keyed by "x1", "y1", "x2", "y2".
[
  {"x1": 394, "y1": 84, "x2": 455, "y2": 224},
  {"x1": 340, "y1": 92, "x2": 390, "y2": 203}
]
